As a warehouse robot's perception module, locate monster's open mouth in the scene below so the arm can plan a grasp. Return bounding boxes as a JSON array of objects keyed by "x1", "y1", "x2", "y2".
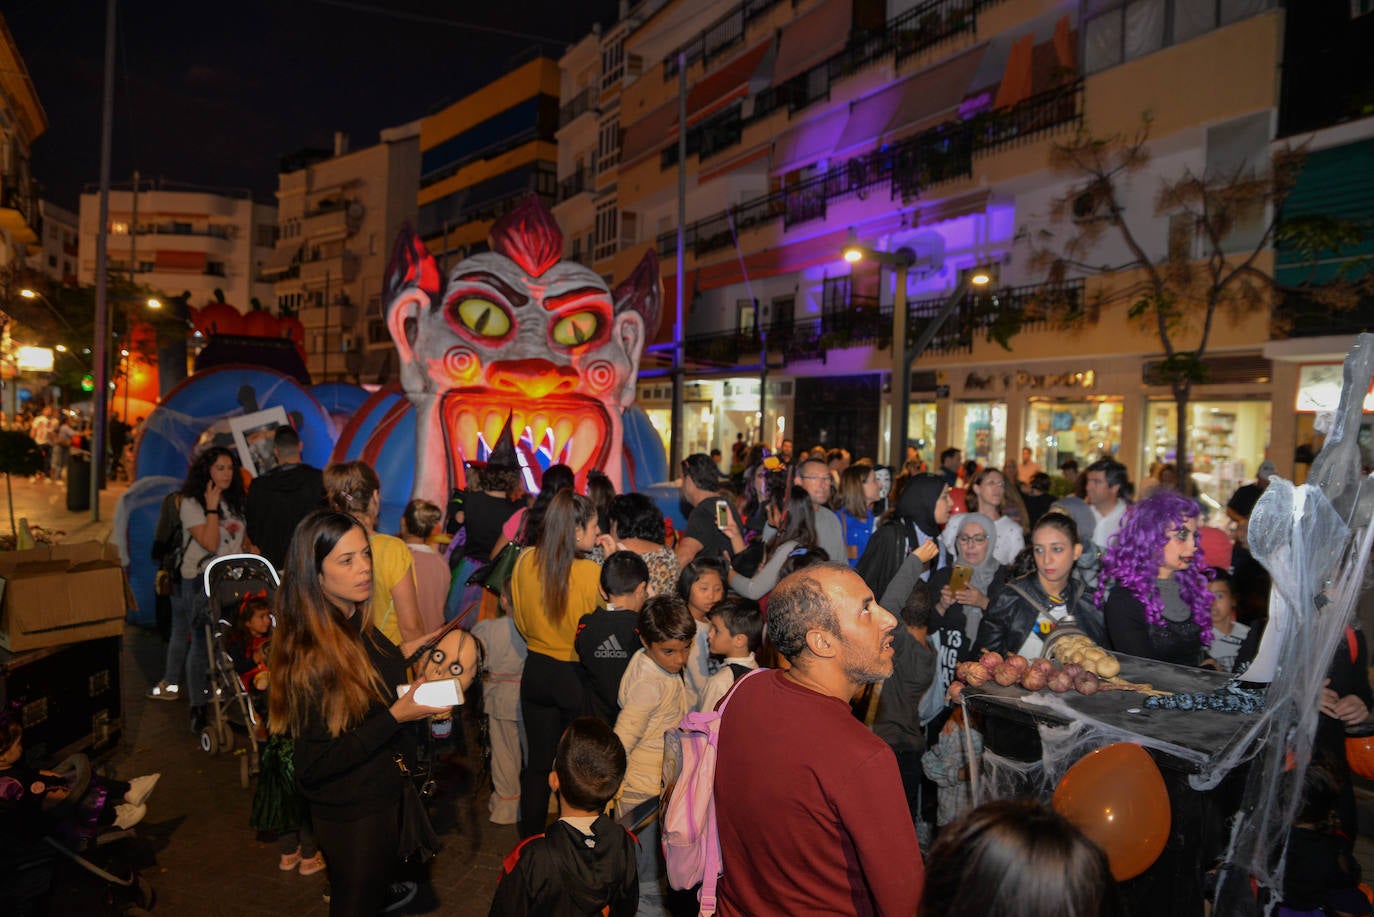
[{"x1": 440, "y1": 391, "x2": 612, "y2": 488}]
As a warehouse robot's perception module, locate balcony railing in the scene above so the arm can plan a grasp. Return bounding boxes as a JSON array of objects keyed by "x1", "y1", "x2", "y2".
[
  {"x1": 557, "y1": 168, "x2": 594, "y2": 202},
  {"x1": 664, "y1": 0, "x2": 784, "y2": 78},
  {"x1": 559, "y1": 87, "x2": 599, "y2": 128},
  {"x1": 657, "y1": 80, "x2": 1083, "y2": 259},
  {"x1": 677, "y1": 282, "x2": 1083, "y2": 366}
]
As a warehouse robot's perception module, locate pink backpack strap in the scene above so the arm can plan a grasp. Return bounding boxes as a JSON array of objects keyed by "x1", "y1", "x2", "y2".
[{"x1": 698, "y1": 667, "x2": 767, "y2": 915}]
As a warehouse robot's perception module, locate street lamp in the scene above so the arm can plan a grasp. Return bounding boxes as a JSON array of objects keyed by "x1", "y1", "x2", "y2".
[{"x1": 842, "y1": 240, "x2": 967, "y2": 466}]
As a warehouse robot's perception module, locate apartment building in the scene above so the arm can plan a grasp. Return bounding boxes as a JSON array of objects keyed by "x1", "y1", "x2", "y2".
[
  {"x1": 29, "y1": 200, "x2": 78, "y2": 287},
  {"x1": 77, "y1": 181, "x2": 277, "y2": 318},
  {"x1": 417, "y1": 55, "x2": 561, "y2": 272},
  {"x1": 0, "y1": 12, "x2": 45, "y2": 277},
  {"x1": 263, "y1": 125, "x2": 420, "y2": 383},
  {"x1": 551, "y1": 0, "x2": 1374, "y2": 504}
]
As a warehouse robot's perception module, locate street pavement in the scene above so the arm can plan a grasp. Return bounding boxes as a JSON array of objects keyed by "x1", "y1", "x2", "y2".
[{"x1": 4, "y1": 475, "x2": 514, "y2": 915}]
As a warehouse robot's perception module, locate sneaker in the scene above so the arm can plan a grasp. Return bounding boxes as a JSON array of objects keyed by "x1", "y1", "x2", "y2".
[
  {"x1": 298, "y1": 853, "x2": 326, "y2": 876},
  {"x1": 124, "y1": 773, "x2": 161, "y2": 807},
  {"x1": 380, "y1": 881, "x2": 417, "y2": 913},
  {"x1": 112, "y1": 802, "x2": 146, "y2": 830},
  {"x1": 147, "y1": 681, "x2": 180, "y2": 701},
  {"x1": 279, "y1": 848, "x2": 302, "y2": 871}
]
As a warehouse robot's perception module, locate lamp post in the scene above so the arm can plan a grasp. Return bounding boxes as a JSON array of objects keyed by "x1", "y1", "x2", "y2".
[{"x1": 840, "y1": 242, "x2": 988, "y2": 466}]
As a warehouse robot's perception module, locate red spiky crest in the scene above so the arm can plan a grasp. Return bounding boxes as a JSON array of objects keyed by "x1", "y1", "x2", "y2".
[{"x1": 489, "y1": 196, "x2": 563, "y2": 278}]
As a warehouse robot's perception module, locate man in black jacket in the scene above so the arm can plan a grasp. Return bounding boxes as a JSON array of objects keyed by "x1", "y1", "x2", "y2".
[{"x1": 246, "y1": 427, "x2": 325, "y2": 571}]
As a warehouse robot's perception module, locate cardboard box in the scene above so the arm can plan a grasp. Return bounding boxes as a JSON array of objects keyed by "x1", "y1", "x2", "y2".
[{"x1": 0, "y1": 541, "x2": 129, "y2": 652}]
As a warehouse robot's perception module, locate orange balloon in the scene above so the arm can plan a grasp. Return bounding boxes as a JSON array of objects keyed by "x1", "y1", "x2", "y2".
[{"x1": 1052, "y1": 742, "x2": 1171, "y2": 881}]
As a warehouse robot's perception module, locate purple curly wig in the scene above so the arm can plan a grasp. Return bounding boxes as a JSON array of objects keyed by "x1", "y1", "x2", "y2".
[{"x1": 1097, "y1": 491, "x2": 1215, "y2": 646}]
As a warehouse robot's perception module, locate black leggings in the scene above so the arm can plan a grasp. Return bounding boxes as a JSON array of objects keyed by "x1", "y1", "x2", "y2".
[
  {"x1": 312, "y1": 806, "x2": 398, "y2": 917},
  {"x1": 518, "y1": 652, "x2": 587, "y2": 838}
]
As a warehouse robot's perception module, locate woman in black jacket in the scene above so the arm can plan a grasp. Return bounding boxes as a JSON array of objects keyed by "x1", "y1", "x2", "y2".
[
  {"x1": 979, "y1": 511, "x2": 1106, "y2": 658},
  {"x1": 268, "y1": 511, "x2": 449, "y2": 917}
]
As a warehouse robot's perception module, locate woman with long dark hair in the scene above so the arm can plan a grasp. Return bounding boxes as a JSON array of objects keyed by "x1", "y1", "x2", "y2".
[
  {"x1": 148, "y1": 446, "x2": 250, "y2": 733},
  {"x1": 728, "y1": 485, "x2": 819, "y2": 600},
  {"x1": 835, "y1": 462, "x2": 881, "y2": 567},
  {"x1": 511, "y1": 489, "x2": 603, "y2": 838},
  {"x1": 607, "y1": 492, "x2": 678, "y2": 597},
  {"x1": 1098, "y1": 491, "x2": 1214, "y2": 667},
  {"x1": 268, "y1": 511, "x2": 448, "y2": 916},
  {"x1": 324, "y1": 461, "x2": 422, "y2": 649},
  {"x1": 491, "y1": 463, "x2": 575, "y2": 557},
  {"x1": 979, "y1": 511, "x2": 1107, "y2": 657}
]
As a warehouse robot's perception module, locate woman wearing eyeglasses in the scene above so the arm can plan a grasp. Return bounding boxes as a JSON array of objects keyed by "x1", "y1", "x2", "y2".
[
  {"x1": 1097, "y1": 491, "x2": 1215, "y2": 667},
  {"x1": 927, "y1": 513, "x2": 1008, "y2": 699}
]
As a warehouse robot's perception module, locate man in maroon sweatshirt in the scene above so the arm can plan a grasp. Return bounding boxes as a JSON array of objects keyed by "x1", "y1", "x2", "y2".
[{"x1": 714, "y1": 563, "x2": 925, "y2": 916}]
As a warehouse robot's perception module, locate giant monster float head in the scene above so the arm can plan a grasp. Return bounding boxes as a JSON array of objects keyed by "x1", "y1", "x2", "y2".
[{"x1": 384, "y1": 195, "x2": 660, "y2": 504}]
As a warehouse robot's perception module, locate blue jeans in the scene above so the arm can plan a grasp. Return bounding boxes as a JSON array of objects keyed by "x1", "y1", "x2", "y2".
[{"x1": 162, "y1": 576, "x2": 208, "y2": 705}]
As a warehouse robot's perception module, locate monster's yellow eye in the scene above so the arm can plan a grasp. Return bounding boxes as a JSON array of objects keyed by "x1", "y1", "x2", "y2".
[
  {"x1": 456, "y1": 299, "x2": 510, "y2": 338},
  {"x1": 551, "y1": 311, "x2": 600, "y2": 346}
]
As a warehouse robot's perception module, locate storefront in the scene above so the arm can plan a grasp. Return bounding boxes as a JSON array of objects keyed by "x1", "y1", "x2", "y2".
[
  {"x1": 1023, "y1": 397, "x2": 1124, "y2": 475},
  {"x1": 1141, "y1": 398, "x2": 1272, "y2": 507},
  {"x1": 905, "y1": 401, "x2": 939, "y2": 468},
  {"x1": 635, "y1": 377, "x2": 794, "y2": 464},
  {"x1": 1290, "y1": 362, "x2": 1374, "y2": 479},
  {"x1": 953, "y1": 400, "x2": 1008, "y2": 466}
]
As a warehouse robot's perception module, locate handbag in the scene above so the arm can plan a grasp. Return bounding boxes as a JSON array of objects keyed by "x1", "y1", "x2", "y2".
[
  {"x1": 394, "y1": 754, "x2": 441, "y2": 864},
  {"x1": 476, "y1": 541, "x2": 522, "y2": 595}
]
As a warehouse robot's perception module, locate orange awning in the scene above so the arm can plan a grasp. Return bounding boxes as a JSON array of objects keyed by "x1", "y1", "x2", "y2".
[{"x1": 771, "y1": 106, "x2": 848, "y2": 173}]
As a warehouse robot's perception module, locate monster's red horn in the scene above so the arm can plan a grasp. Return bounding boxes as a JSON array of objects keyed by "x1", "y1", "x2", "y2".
[
  {"x1": 614, "y1": 248, "x2": 662, "y2": 339},
  {"x1": 489, "y1": 195, "x2": 564, "y2": 279}
]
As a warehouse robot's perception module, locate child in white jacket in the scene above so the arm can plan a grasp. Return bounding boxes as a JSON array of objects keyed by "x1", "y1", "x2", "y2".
[
  {"x1": 614, "y1": 594, "x2": 697, "y2": 815},
  {"x1": 614, "y1": 594, "x2": 697, "y2": 916}
]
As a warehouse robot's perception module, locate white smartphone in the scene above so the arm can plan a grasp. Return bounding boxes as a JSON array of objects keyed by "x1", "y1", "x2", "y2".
[
  {"x1": 715, "y1": 500, "x2": 730, "y2": 528},
  {"x1": 397, "y1": 678, "x2": 463, "y2": 707}
]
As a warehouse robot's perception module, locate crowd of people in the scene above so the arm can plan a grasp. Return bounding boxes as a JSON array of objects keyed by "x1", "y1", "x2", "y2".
[{"x1": 126, "y1": 424, "x2": 1370, "y2": 917}]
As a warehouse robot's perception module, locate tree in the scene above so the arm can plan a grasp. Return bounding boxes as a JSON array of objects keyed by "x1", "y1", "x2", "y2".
[
  {"x1": 1010, "y1": 116, "x2": 1373, "y2": 486},
  {"x1": 0, "y1": 431, "x2": 46, "y2": 540}
]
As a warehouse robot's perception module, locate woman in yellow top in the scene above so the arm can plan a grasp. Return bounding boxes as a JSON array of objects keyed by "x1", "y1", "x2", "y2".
[
  {"x1": 511, "y1": 489, "x2": 605, "y2": 838},
  {"x1": 324, "y1": 461, "x2": 423, "y2": 648}
]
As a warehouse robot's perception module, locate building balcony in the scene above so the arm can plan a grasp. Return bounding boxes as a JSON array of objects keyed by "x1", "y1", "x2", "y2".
[
  {"x1": 559, "y1": 87, "x2": 599, "y2": 128},
  {"x1": 298, "y1": 250, "x2": 359, "y2": 286},
  {"x1": 0, "y1": 181, "x2": 42, "y2": 252},
  {"x1": 301, "y1": 200, "x2": 360, "y2": 242},
  {"x1": 557, "y1": 168, "x2": 595, "y2": 203},
  {"x1": 296, "y1": 298, "x2": 358, "y2": 330},
  {"x1": 656, "y1": 80, "x2": 1084, "y2": 261}
]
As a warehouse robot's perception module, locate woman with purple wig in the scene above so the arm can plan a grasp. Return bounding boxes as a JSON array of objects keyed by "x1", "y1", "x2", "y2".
[{"x1": 1098, "y1": 491, "x2": 1214, "y2": 667}]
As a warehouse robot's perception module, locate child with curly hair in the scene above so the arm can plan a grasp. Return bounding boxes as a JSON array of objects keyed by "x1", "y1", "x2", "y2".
[{"x1": 1098, "y1": 491, "x2": 1215, "y2": 667}]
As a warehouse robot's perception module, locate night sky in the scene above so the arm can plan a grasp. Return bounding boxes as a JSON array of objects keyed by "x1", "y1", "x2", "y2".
[{"x1": 6, "y1": 0, "x2": 621, "y2": 211}]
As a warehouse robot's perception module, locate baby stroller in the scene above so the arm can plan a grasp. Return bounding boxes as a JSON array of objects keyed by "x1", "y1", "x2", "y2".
[{"x1": 198, "y1": 553, "x2": 280, "y2": 788}]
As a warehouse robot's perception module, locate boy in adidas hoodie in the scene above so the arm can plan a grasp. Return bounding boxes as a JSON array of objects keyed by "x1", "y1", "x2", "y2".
[
  {"x1": 490, "y1": 717, "x2": 638, "y2": 916},
  {"x1": 575, "y1": 552, "x2": 650, "y2": 725}
]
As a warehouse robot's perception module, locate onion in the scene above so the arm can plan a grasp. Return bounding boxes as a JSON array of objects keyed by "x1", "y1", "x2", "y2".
[
  {"x1": 979, "y1": 651, "x2": 1004, "y2": 670},
  {"x1": 947, "y1": 681, "x2": 965, "y2": 700},
  {"x1": 1062, "y1": 663, "x2": 1084, "y2": 680},
  {"x1": 993, "y1": 662, "x2": 1019, "y2": 687},
  {"x1": 1048, "y1": 670, "x2": 1074, "y2": 693},
  {"x1": 1030, "y1": 658, "x2": 1055, "y2": 676},
  {"x1": 1074, "y1": 672, "x2": 1100, "y2": 695},
  {"x1": 1020, "y1": 668, "x2": 1048, "y2": 691},
  {"x1": 955, "y1": 661, "x2": 973, "y2": 681},
  {"x1": 1006, "y1": 654, "x2": 1029, "y2": 674},
  {"x1": 964, "y1": 666, "x2": 990, "y2": 687}
]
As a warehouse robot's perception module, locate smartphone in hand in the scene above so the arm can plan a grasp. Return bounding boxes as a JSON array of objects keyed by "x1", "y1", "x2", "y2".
[
  {"x1": 715, "y1": 500, "x2": 730, "y2": 529},
  {"x1": 948, "y1": 563, "x2": 974, "y2": 594},
  {"x1": 398, "y1": 678, "x2": 463, "y2": 707}
]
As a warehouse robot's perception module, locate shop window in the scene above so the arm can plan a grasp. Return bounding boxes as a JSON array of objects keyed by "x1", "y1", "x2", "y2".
[
  {"x1": 737, "y1": 298, "x2": 758, "y2": 335},
  {"x1": 954, "y1": 401, "x2": 1007, "y2": 466},
  {"x1": 906, "y1": 402, "x2": 939, "y2": 469},
  {"x1": 1142, "y1": 399, "x2": 1271, "y2": 508},
  {"x1": 1024, "y1": 400, "x2": 1124, "y2": 477}
]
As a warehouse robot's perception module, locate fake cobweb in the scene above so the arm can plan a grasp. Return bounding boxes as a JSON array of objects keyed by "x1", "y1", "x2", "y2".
[{"x1": 958, "y1": 333, "x2": 1374, "y2": 917}]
